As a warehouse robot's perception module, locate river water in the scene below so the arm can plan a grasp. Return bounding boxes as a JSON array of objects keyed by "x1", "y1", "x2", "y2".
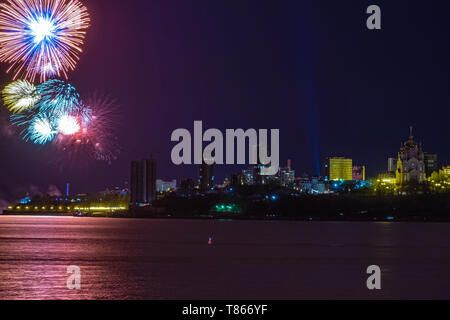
[{"x1": 0, "y1": 216, "x2": 449, "y2": 299}]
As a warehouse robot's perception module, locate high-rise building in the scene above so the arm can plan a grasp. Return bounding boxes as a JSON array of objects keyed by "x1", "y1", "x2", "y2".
[
  {"x1": 130, "y1": 158, "x2": 157, "y2": 205},
  {"x1": 388, "y1": 157, "x2": 398, "y2": 174},
  {"x1": 199, "y1": 161, "x2": 215, "y2": 193},
  {"x1": 279, "y1": 160, "x2": 295, "y2": 186},
  {"x1": 424, "y1": 153, "x2": 438, "y2": 177},
  {"x1": 352, "y1": 166, "x2": 366, "y2": 181},
  {"x1": 324, "y1": 157, "x2": 353, "y2": 181}
]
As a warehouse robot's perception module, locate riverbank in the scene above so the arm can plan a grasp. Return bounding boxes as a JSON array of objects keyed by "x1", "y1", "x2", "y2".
[
  {"x1": 3, "y1": 193, "x2": 449, "y2": 222},
  {"x1": 2, "y1": 210, "x2": 450, "y2": 223}
]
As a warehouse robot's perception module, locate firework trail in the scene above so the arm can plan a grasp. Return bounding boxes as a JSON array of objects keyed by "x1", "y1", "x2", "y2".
[
  {"x1": 0, "y1": 0, "x2": 90, "y2": 82},
  {"x1": 2, "y1": 80, "x2": 40, "y2": 113},
  {"x1": 9, "y1": 108, "x2": 36, "y2": 132}
]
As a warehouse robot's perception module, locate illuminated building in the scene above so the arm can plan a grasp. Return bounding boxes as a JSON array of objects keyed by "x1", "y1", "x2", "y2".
[
  {"x1": 212, "y1": 203, "x2": 241, "y2": 214},
  {"x1": 253, "y1": 164, "x2": 272, "y2": 185},
  {"x1": 424, "y1": 153, "x2": 438, "y2": 177},
  {"x1": 279, "y1": 159, "x2": 295, "y2": 186},
  {"x1": 19, "y1": 196, "x2": 31, "y2": 204},
  {"x1": 297, "y1": 177, "x2": 327, "y2": 194},
  {"x1": 239, "y1": 163, "x2": 273, "y2": 186},
  {"x1": 130, "y1": 158, "x2": 157, "y2": 204},
  {"x1": 377, "y1": 173, "x2": 396, "y2": 184},
  {"x1": 395, "y1": 127, "x2": 426, "y2": 185},
  {"x1": 324, "y1": 157, "x2": 353, "y2": 181},
  {"x1": 440, "y1": 166, "x2": 450, "y2": 180},
  {"x1": 373, "y1": 173, "x2": 396, "y2": 194},
  {"x1": 156, "y1": 179, "x2": 177, "y2": 193},
  {"x1": 388, "y1": 157, "x2": 398, "y2": 174},
  {"x1": 428, "y1": 167, "x2": 449, "y2": 193},
  {"x1": 242, "y1": 169, "x2": 255, "y2": 185},
  {"x1": 6, "y1": 192, "x2": 129, "y2": 215},
  {"x1": 352, "y1": 166, "x2": 366, "y2": 181},
  {"x1": 199, "y1": 160, "x2": 215, "y2": 193}
]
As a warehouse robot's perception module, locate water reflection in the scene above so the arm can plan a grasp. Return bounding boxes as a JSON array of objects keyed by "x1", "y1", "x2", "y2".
[{"x1": 0, "y1": 216, "x2": 449, "y2": 299}]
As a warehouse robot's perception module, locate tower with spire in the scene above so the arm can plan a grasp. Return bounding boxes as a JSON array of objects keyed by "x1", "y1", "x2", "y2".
[{"x1": 396, "y1": 127, "x2": 426, "y2": 185}]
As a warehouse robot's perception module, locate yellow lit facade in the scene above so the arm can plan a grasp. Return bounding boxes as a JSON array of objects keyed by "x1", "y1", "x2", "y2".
[
  {"x1": 4, "y1": 192, "x2": 130, "y2": 215},
  {"x1": 74, "y1": 204, "x2": 128, "y2": 213},
  {"x1": 440, "y1": 166, "x2": 450, "y2": 180},
  {"x1": 373, "y1": 173, "x2": 397, "y2": 194},
  {"x1": 376, "y1": 173, "x2": 396, "y2": 184},
  {"x1": 7, "y1": 203, "x2": 128, "y2": 214},
  {"x1": 328, "y1": 157, "x2": 353, "y2": 181},
  {"x1": 428, "y1": 167, "x2": 450, "y2": 192}
]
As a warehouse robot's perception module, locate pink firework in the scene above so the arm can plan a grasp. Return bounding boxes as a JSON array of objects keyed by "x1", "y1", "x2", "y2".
[{"x1": 53, "y1": 92, "x2": 121, "y2": 164}]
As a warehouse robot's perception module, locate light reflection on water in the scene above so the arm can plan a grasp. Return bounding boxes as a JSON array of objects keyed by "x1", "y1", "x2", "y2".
[{"x1": 0, "y1": 216, "x2": 449, "y2": 300}]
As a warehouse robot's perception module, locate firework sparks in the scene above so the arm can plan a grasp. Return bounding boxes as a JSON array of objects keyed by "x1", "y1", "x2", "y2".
[
  {"x1": 29, "y1": 113, "x2": 57, "y2": 144},
  {"x1": 0, "y1": 2, "x2": 120, "y2": 163},
  {"x1": 2, "y1": 80, "x2": 40, "y2": 113},
  {"x1": 0, "y1": 0, "x2": 90, "y2": 82},
  {"x1": 11, "y1": 110, "x2": 57, "y2": 144},
  {"x1": 54, "y1": 93, "x2": 121, "y2": 163},
  {"x1": 6, "y1": 84, "x2": 120, "y2": 164},
  {"x1": 57, "y1": 114, "x2": 80, "y2": 135},
  {"x1": 36, "y1": 79, "x2": 81, "y2": 115},
  {"x1": 10, "y1": 108, "x2": 36, "y2": 132}
]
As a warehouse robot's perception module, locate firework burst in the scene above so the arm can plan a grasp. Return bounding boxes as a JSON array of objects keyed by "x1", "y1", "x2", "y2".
[
  {"x1": 11, "y1": 110, "x2": 57, "y2": 144},
  {"x1": 9, "y1": 78, "x2": 82, "y2": 144},
  {"x1": 54, "y1": 93, "x2": 121, "y2": 163},
  {"x1": 29, "y1": 113, "x2": 57, "y2": 144},
  {"x1": 0, "y1": 0, "x2": 90, "y2": 82},
  {"x1": 6, "y1": 82, "x2": 120, "y2": 164},
  {"x1": 56, "y1": 114, "x2": 80, "y2": 135},
  {"x1": 2, "y1": 80, "x2": 40, "y2": 113},
  {"x1": 36, "y1": 79, "x2": 81, "y2": 115}
]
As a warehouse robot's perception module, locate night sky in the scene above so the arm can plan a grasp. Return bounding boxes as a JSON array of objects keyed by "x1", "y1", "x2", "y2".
[{"x1": 0, "y1": 0, "x2": 449, "y2": 200}]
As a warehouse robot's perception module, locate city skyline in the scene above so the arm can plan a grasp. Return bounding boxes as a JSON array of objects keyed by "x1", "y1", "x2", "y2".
[{"x1": 0, "y1": 124, "x2": 448, "y2": 201}]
